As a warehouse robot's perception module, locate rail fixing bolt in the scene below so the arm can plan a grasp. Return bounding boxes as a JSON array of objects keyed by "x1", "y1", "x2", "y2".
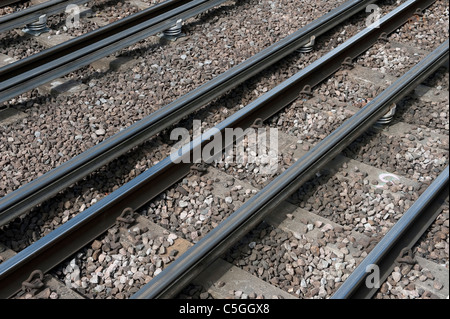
[
  {"x1": 22, "y1": 14, "x2": 50, "y2": 36},
  {"x1": 116, "y1": 207, "x2": 136, "y2": 228},
  {"x1": 21, "y1": 269, "x2": 45, "y2": 296},
  {"x1": 375, "y1": 103, "x2": 397, "y2": 127},
  {"x1": 297, "y1": 36, "x2": 316, "y2": 53},
  {"x1": 162, "y1": 19, "x2": 185, "y2": 41}
]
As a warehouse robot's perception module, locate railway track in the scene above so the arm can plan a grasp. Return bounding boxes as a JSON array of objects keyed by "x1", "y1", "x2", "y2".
[
  {"x1": 0, "y1": 0, "x2": 379, "y2": 226},
  {"x1": 0, "y1": 0, "x2": 448, "y2": 300}
]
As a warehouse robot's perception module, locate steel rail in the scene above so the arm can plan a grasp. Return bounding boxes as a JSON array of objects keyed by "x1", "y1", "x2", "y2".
[
  {"x1": 0, "y1": 0, "x2": 440, "y2": 298},
  {"x1": 0, "y1": 0, "x2": 90, "y2": 33},
  {"x1": 332, "y1": 166, "x2": 449, "y2": 299},
  {"x1": 0, "y1": 0, "x2": 228, "y2": 104},
  {"x1": 0, "y1": 0, "x2": 378, "y2": 226},
  {"x1": 132, "y1": 40, "x2": 449, "y2": 299}
]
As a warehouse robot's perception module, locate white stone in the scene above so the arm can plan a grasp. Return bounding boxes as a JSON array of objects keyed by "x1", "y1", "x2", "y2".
[
  {"x1": 89, "y1": 275, "x2": 99, "y2": 284},
  {"x1": 95, "y1": 128, "x2": 105, "y2": 136},
  {"x1": 179, "y1": 200, "x2": 189, "y2": 208}
]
